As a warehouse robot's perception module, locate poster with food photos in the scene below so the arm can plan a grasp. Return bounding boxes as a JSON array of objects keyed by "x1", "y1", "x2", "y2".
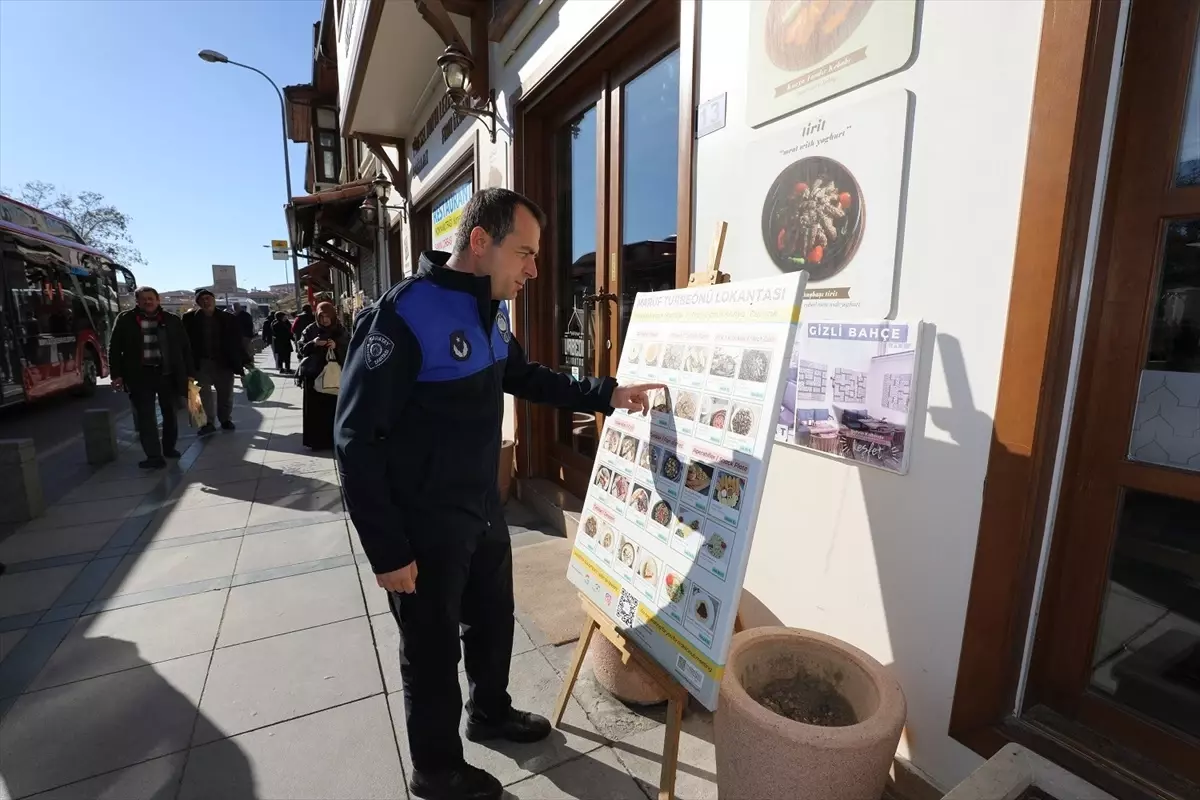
[
  {"x1": 567, "y1": 273, "x2": 806, "y2": 710},
  {"x1": 774, "y1": 319, "x2": 922, "y2": 474}
]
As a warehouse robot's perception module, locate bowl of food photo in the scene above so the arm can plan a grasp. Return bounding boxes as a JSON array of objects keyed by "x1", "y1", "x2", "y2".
[
  {"x1": 761, "y1": 155, "x2": 864, "y2": 281},
  {"x1": 763, "y1": 0, "x2": 875, "y2": 73}
]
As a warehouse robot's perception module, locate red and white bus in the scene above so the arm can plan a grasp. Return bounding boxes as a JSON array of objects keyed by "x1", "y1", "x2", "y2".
[{"x1": 0, "y1": 195, "x2": 136, "y2": 407}]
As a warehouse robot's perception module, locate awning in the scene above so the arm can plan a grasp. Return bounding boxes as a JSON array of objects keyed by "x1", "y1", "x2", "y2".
[
  {"x1": 297, "y1": 259, "x2": 353, "y2": 292},
  {"x1": 287, "y1": 178, "x2": 375, "y2": 252}
]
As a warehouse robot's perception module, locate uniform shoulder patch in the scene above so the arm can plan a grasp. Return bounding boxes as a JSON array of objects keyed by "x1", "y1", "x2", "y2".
[
  {"x1": 495, "y1": 309, "x2": 511, "y2": 342},
  {"x1": 363, "y1": 332, "x2": 394, "y2": 370}
]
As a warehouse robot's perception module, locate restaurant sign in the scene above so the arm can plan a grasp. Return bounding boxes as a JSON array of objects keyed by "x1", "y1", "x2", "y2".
[{"x1": 411, "y1": 91, "x2": 471, "y2": 177}]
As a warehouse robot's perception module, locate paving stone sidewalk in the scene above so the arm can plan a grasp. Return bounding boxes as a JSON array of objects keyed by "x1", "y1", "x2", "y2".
[{"x1": 0, "y1": 352, "x2": 717, "y2": 800}]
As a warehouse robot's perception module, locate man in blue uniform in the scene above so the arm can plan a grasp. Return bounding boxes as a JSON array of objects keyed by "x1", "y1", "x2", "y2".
[{"x1": 335, "y1": 188, "x2": 660, "y2": 800}]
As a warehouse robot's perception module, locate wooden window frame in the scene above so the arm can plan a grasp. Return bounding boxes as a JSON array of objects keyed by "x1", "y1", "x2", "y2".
[
  {"x1": 951, "y1": 2, "x2": 1199, "y2": 797},
  {"x1": 509, "y1": 0, "x2": 699, "y2": 489}
]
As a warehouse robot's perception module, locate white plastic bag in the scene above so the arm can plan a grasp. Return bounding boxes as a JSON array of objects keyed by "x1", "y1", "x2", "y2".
[{"x1": 315, "y1": 349, "x2": 341, "y2": 395}]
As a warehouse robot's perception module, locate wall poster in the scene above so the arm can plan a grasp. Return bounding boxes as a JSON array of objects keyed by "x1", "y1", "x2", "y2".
[
  {"x1": 746, "y1": 0, "x2": 918, "y2": 127},
  {"x1": 752, "y1": 89, "x2": 909, "y2": 319},
  {"x1": 774, "y1": 319, "x2": 922, "y2": 474},
  {"x1": 566, "y1": 274, "x2": 807, "y2": 709},
  {"x1": 431, "y1": 177, "x2": 474, "y2": 252}
]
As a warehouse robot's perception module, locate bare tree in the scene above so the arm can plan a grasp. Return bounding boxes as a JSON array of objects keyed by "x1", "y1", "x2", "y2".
[{"x1": 1, "y1": 180, "x2": 145, "y2": 266}]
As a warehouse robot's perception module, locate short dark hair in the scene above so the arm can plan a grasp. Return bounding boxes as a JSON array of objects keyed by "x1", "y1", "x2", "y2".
[
  {"x1": 451, "y1": 188, "x2": 546, "y2": 254},
  {"x1": 134, "y1": 286, "x2": 158, "y2": 300}
]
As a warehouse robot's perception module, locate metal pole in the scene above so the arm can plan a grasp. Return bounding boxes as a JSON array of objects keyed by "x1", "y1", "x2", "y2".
[{"x1": 226, "y1": 60, "x2": 303, "y2": 311}]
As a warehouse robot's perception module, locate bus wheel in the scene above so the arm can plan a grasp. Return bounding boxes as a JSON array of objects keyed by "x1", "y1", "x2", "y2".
[{"x1": 76, "y1": 350, "x2": 99, "y2": 397}]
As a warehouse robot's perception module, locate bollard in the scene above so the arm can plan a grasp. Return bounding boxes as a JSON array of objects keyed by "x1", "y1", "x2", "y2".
[
  {"x1": 0, "y1": 439, "x2": 44, "y2": 523},
  {"x1": 83, "y1": 408, "x2": 118, "y2": 465}
]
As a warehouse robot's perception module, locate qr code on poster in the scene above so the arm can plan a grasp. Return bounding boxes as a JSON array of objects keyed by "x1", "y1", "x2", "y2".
[
  {"x1": 675, "y1": 655, "x2": 705, "y2": 690},
  {"x1": 615, "y1": 589, "x2": 639, "y2": 628}
]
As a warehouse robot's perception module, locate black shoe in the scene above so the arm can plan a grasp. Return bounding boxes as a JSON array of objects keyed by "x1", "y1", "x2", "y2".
[
  {"x1": 465, "y1": 708, "x2": 551, "y2": 744},
  {"x1": 0, "y1": 562, "x2": 7, "y2": 577},
  {"x1": 220, "y1": 420, "x2": 236, "y2": 431},
  {"x1": 409, "y1": 763, "x2": 501, "y2": 800},
  {"x1": 198, "y1": 424, "x2": 216, "y2": 437},
  {"x1": 164, "y1": 449, "x2": 182, "y2": 459},
  {"x1": 138, "y1": 458, "x2": 166, "y2": 470}
]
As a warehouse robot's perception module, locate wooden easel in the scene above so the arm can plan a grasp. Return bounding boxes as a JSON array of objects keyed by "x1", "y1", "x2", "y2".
[{"x1": 554, "y1": 221, "x2": 745, "y2": 799}]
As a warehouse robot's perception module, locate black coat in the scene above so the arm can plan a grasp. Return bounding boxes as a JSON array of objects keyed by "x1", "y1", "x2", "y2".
[
  {"x1": 334, "y1": 253, "x2": 615, "y2": 575},
  {"x1": 298, "y1": 322, "x2": 349, "y2": 379},
  {"x1": 292, "y1": 312, "x2": 315, "y2": 340},
  {"x1": 181, "y1": 309, "x2": 251, "y2": 372},
  {"x1": 108, "y1": 308, "x2": 194, "y2": 396},
  {"x1": 270, "y1": 318, "x2": 294, "y2": 354}
]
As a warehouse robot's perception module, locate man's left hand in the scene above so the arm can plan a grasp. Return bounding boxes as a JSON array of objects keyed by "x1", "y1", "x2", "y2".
[{"x1": 611, "y1": 383, "x2": 665, "y2": 415}]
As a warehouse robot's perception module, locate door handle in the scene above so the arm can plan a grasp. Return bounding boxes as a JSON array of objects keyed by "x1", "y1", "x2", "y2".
[{"x1": 580, "y1": 291, "x2": 617, "y2": 307}]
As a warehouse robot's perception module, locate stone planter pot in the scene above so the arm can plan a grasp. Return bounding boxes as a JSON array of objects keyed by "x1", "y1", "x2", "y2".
[
  {"x1": 588, "y1": 636, "x2": 669, "y2": 705},
  {"x1": 498, "y1": 439, "x2": 515, "y2": 505},
  {"x1": 715, "y1": 627, "x2": 906, "y2": 800}
]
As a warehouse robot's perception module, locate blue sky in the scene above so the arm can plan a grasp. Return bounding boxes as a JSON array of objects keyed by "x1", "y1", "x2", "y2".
[{"x1": 0, "y1": 0, "x2": 320, "y2": 293}]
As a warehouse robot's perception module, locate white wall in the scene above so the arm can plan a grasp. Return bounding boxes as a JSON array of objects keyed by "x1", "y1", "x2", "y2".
[{"x1": 693, "y1": 0, "x2": 1046, "y2": 789}]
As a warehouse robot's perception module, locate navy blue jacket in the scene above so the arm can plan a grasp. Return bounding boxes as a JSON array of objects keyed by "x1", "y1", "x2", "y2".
[{"x1": 334, "y1": 252, "x2": 616, "y2": 574}]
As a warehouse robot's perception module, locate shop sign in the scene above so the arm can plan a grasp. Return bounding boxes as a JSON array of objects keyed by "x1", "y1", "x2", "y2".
[
  {"x1": 567, "y1": 273, "x2": 807, "y2": 709},
  {"x1": 411, "y1": 92, "x2": 471, "y2": 177},
  {"x1": 431, "y1": 178, "x2": 474, "y2": 252}
]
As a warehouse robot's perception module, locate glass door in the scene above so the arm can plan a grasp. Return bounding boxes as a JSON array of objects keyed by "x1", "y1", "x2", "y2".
[{"x1": 1028, "y1": 0, "x2": 1200, "y2": 782}]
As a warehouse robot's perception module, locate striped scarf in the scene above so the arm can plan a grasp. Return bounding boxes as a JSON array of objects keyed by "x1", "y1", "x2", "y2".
[{"x1": 137, "y1": 309, "x2": 164, "y2": 365}]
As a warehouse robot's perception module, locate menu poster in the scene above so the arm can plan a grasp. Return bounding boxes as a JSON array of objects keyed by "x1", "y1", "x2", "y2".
[
  {"x1": 752, "y1": 89, "x2": 909, "y2": 320},
  {"x1": 774, "y1": 319, "x2": 922, "y2": 474},
  {"x1": 745, "y1": 0, "x2": 918, "y2": 127},
  {"x1": 566, "y1": 274, "x2": 806, "y2": 709}
]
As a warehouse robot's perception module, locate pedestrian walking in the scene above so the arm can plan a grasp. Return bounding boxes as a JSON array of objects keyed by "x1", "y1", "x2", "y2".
[
  {"x1": 291, "y1": 303, "x2": 315, "y2": 343},
  {"x1": 108, "y1": 286, "x2": 194, "y2": 469},
  {"x1": 298, "y1": 302, "x2": 347, "y2": 450},
  {"x1": 266, "y1": 311, "x2": 293, "y2": 373},
  {"x1": 233, "y1": 303, "x2": 255, "y2": 360},
  {"x1": 182, "y1": 289, "x2": 251, "y2": 435},
  {"x1": 334, "y1": 188, "x2": 662, "y2": 800}
]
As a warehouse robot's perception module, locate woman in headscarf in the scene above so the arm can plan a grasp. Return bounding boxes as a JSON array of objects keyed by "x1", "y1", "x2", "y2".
[
  {"x1": 298, "y1": 301, "x2": 349, "y2": 450},
  {"x1": 269, "y1": 311, "x2": 295, "y2": 374}
]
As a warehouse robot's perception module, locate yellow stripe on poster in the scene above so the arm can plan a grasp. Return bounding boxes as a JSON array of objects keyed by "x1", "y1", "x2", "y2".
[{"x1": 570, "y1": 549, "x2": 724, "y2": 683}]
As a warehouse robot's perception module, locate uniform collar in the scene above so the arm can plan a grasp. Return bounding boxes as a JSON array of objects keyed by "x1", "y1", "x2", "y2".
[{"x1": 418, "y1": 251, "x2": 496, "y2": 325}]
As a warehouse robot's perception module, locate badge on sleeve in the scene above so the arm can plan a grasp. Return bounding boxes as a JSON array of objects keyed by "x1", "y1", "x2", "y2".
[
  {"x1": 496, "y1": 310, "x2": 511, "y2": 342},
  {"x1": 364, "y1": 332, "x2": 394, "y2": 370}
]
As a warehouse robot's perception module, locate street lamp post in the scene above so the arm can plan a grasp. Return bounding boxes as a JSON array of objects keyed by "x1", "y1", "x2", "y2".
[{"x1": 198, "y1": 49, "x2": 302, "y2": 310}]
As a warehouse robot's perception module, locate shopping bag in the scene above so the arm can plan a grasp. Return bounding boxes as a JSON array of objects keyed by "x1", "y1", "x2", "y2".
[
  {"x1": 315, "y1": 350, "x2": 341, "y2": 396},
  {"x1": 186, "y1": 381, "x2": 207, "y2": 428},
  {"x1": 242, "y1": 368, "x2": 276, "y2": 403}
]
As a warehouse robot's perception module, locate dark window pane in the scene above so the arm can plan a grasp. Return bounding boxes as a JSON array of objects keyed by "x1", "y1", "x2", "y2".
[
  {"x1": 1091, "y1": 489, "x2": 1200, "y2": 739},
  {"x1": 1128, "y1": 219, "x2": 1200, "y2": 472}
]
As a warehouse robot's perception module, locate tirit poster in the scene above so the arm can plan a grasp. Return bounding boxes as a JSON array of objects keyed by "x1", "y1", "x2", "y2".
[
  {"x1": 752, "y1": 89, "x2": 909, "y2": 319},
  {"x1": 774, "y1": 319, "x2": 922, "y2": 474},
  {"x1": 746, "y1": 0, "x2": 918, "y2": 127},
  {"x1": 567, "y1": 274, "x2": 806, "y2": 709}
]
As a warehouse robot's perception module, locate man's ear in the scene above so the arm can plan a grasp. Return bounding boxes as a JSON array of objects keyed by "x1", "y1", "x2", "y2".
[{"x1": 469, "y1": 226, "x2": 491, "y2": 255}]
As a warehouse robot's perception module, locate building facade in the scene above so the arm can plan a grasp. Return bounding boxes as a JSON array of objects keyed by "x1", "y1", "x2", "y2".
[{"x1": 288, "y1": 1, "x2": 1200, "y2": 796}]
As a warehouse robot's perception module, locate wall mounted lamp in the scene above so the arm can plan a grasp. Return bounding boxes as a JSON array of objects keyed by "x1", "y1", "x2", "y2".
[{"x1": 436, "y1": 45, "x2": 498, "y2": 143}]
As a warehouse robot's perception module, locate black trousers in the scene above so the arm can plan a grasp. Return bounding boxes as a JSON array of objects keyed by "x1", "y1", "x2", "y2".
[
  {"x1": 128, "y1": 368, "x2": 178, "y2": 460},
  {"x1": 388, "y1": 524, "x2": 515, "y2": 773}
]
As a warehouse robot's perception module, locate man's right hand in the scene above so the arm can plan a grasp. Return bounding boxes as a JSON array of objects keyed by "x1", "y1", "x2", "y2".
[{"x1": 376, "y1": 561, "x2": 418, "y2": 594}]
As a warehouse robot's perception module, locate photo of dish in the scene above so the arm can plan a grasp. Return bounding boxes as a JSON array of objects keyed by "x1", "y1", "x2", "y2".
[
  {"x1": 703, "y1": 529, "x2": 729, "y2": 561},
  {"x1": 762, "y1": 0, "x2": 876, "y2": 73},
  {"x1": 714, "y1": 471, "x2": 746, "y2": 511},
  {"x1": 619, "y1": 435, "x2": 639, "y2": 462},
  {"x1": 674, "y1": 510, "x2": 703, "y2": 539},
  {"x1": 700, "y1": 396, "x2": 730, "y2": 429},
  {"x1": 643, "y1": 343, "x2": 662, "y2": 367},
  {"x1": 709, "y1": 347, "x2": 739, "y2": 378},
  {"x1": 685, "y1": 462, "x2": 715, "y2": 495},
  {"x1": 738, "y1": 349, "x2": 772, "y2": 383},
  {"x1": 601, "y1": 529, "x2": 615, "y2": 551},
  {"x1": 683, "y1": 346, "x2": 710, "y2": 374},
  {"x1": 625, "y1": 342, "x2": 642, "y2": 365},
  {"x1": 761, "y1": 156, "x2": 864, "y2": 280},
  {"x1": 662, "y1": 345, "x2": 684, "y2": 371},
  {"x1": 618, "y1": 538, "x2": 637, "y2": 568},
  {"x1": 639, "y1": 442, "x2": 660, "y2": 472},
  {"x1": 594, "y1": 466, "x2": 612, "y2": 491},
  {"x1": 610, "y1": 474, "x2": 631, "y2": 502},
  {"x1": 691, "y1": 585, "x2": 720, "y2": 632},
  {"x1": 729, "y1": 405, "x2": 759, "y2": 437},
  {"x1": 661, "y1": 453, "x2": 683, "y2": 482},
  {"x1": 603, "y1": 429, "x2": 622, "y2": 453},
  {"x1": 663, "y1": 572, "x2": 685, "y2": 604},
  {"x1": 674, "y1": 391, "x2": 699, "y2": 422},
  {"x1": 583, "y1": 515, "x2": 598, "y2": 538},
  {"x1": 629, "y1": 484, "x2": 652, "y2": 515},
  {"x1": 651, "y1": 388, "x2": 672, "y2": 414},
  {"x1": 636, "y1": 552, "x2": 660, "y2": 584},
  {"x1": 650, "y1": 499, "x2": 673, "y2": 527}
]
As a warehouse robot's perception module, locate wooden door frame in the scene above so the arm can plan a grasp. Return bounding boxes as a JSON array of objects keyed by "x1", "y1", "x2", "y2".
[
  {"x1": 950, "y1": 1, "x2": 1200, "y2": 796},
  {"x1": 511, "y1": 0, "x2": 698, "y2": 494}
]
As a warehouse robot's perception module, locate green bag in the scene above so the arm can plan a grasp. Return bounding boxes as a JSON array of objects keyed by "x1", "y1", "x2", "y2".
[{"x1": 242, "y1": 368, "x2": 275, "y2": 403}]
